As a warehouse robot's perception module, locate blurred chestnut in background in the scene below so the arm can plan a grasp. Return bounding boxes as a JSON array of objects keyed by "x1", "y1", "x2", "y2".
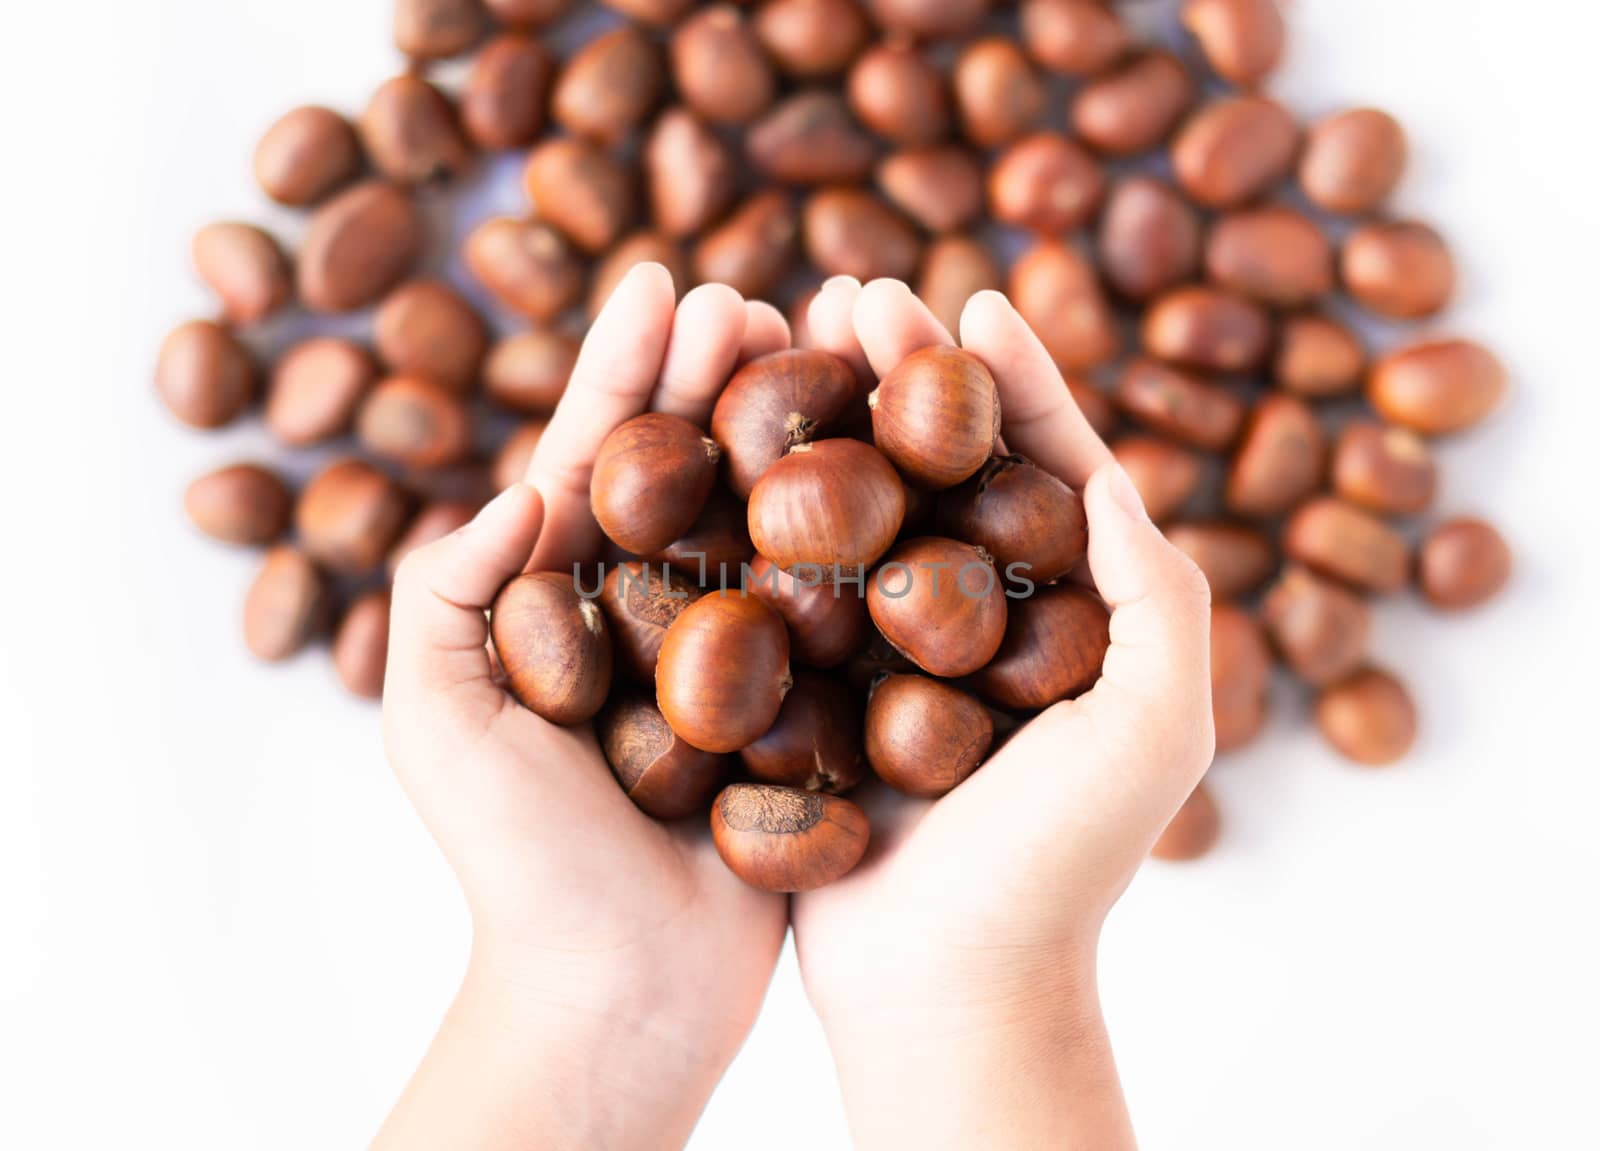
[
  {"x1": 1418, "y1": 518, "x2": 1511, "y2": 611},
  {"x1": 155, "y1": 320, "x2": 256, "y2": 430},
  {"x1": 295, "y1": 459, "x2": 412, "y2": 577},
  {"x1": 1316, "y1": 668, "x2": 1417, "y2": 766},
  {"x1": 185, "y1": 464, "x2": 292, "y2": 547}
]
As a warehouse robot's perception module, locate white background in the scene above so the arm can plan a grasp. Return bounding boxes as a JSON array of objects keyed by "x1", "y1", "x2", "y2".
[{"x1": 4, "y1": 1, "x2": 1599, "y2": 1147}]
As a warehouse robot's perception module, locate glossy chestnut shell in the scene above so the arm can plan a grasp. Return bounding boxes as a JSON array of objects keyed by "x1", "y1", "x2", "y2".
[
  {"x1": 490, "y1": 571, "x2": 614, "y2": 725},
  {"x1": 710, "y1": 783, "x2": 870, "y2": 891},
  {"x1": 869, "y1": 345, "x2": 1002, "y2": 490},
  {"x1": 591, "y1": 412, "x2": 723, "y2": 555},
  {"x1": 867, "y1": 537, "x2": 1008, "y2": 678},
  {"x1": 864, "y1": 674, "x2": 994, "y2": 798},
  {"x1": 656, "y1": 591, "x2": 793, "y2": 753}
]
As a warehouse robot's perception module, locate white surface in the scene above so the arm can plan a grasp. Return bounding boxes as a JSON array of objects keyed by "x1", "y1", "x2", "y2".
[{"x1": 3, "y1": 1, "x2": 1599, "y2": 1147}]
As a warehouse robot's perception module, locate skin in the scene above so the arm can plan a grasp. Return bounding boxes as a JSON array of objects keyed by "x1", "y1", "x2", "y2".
[{"x1": 375, "y1": 265, "x2": 1215, "y2": 1149}]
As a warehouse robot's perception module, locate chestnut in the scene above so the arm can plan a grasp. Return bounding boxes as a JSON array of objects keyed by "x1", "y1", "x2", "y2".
[
  {"x1": 1283, "y1": 497, "x2": 1409, "y2": 595},
  {"x1": 485, "y1": 0, "x2": 569, "y2": 20},
  {"x1": 387, "y1": 500, "x2": 478, "y2": 577},
  {"x1": 740, "y1": 671, "x2": 864, "y2": 793},
  {"x1": 1367, "y1": 338, "x2": 1507, "y2": 437},
  {"x1": 1097, "y1": 176, "x2": 1201, "y2": 302},
  {"x1": 1342, "y1": 220, "x2": 1456, "y2": 321},
  {"x1": 1109, "y1": 436, "x2": 1202, "y2": 524},
  {"x1": 598, "y1": 0, "x2": 692, "y2": 24},
  {"x1": 356, "y1": 376, "x2": 474, "y2": 470},
  {"x1": 802, "y1": 189, "x2": 922, "y2": 283},
  {"x1": 1113, "y1": 358, "x2": 1245, "y2": 452},
  {"x1": 374, "y1": 280, "x2": 487, "y2": 395},
  {"x1": 265, "y1": 338, "x2": 374, "y2": 447},
  {"x1": 867, "y1": 0, "x2": 990, "y2": 40},
  {"x1": 597, "y1": 562, "x2": 702, "y2": 682},
  {"x1": 155, "y1": 320, "x2": 256, "y2": 430},
  {"x1": 670, "y1": 6, "x2": 776, "y2": 126},
  {"x1": 1224, "y1": 394, "x2": 1326, "y2": 519},
  {"x1": 1261, "y1": 566, "x2": 1370, "y2": 687},
  {"x1": 1273, "y1": 313, "x2": 1365, "y2": 400},
  {"x1": 483, "y1": 330, "x2": 578, "y2": 416},
  {"x1": 988, "y1": 132, "x2": 1106, "y2": 234},
  {"x1": 333, "y1": 589, "x2": 391, "y2": 701},
  {"x1": 656, "y1": 591, "x2": 793, "y2": 753},
  {"x1": 1071, "y1": 50, "x2": 1195, "y2": 157},
  {"x1": 597, "y1": 692, "x2": 728, "y2": 820},
  {"x1": 652, "y1": 490, "x2": 757, "y2": 586},
  {"x1": 191, "y1": 222, "x2": 292, "y2": 326},
  {"x1": 1418, "y1": 518, "x2": 1511, "y2": 611},
  {"x1": 1020, "y1": 0, "x2": 1130, "y2": 77},
  {"x1": 490, "y1": 572, "x2": 613, "y2": 726},
  {"x1": 973, "y1": 585, "x2": 1111, "y2": 711},
  {"x1": 253, "y1": 106, "x2": 361, "y2": 207},
  {"x1": 588, "y1": 232, "x2": 689, "y2": 320},
  {"x1": 747, "y1": 91, "x2": 879, "y2": 186},
  {"x1": 1165, "y1": 521, "x2": 1275, "y2": 601},
  {"x1": 1299, "y1": 107, "x2": 1408, "y2": 216},
  {"x1": 692, "y1": 190, "x2": 800, "y2": 300},
  {"x1": 1181, "y1": 0, "x2": 1285, "y2": 86},
  {"x1": 847, "y1": 41, "x2": 949, "y2": 148},
  {"x1": 358, "y1": 75, "x2": 471, "y2": 186},
  {"x1": 1151, "y1": 781, "x2": 1220, "y2": 861},
  {"x1": 492, "y1": 421, "x2": 546, "y2": 491},
  {"x1": 710, "y1": 783, "x2": 869, "y2": 892},
  {"x1": 590, "y1": 413, "x2": 723, "y2": 556},
  {"x1": 864, "y1": 674, "x2": 994, "y2": 798},
  {"x1": 870, "y1": 345, "x2": 1001, "y2": 490},
  {"x1": 1210, "y1": 605, "x2": 1271, "y2": 753},
  {"x1": 461, "y1": 34, "x2": 552, "y2": 150},
  {"x1": 953, "y1": 37, "x2": 1044, "y2": 149},
  {"x1": 1141, "y1": 286, "x2": 1271, "y2": 374},
  {"x1": 754, "y1": 0, "x2": 870, "y2": 78},
  {"x1": 297, "y1": 181, "x2": 423, "y2": 313},
  {"x1": 1069, "y1": 379, "x2": 1119, "y2": 440},
  {"x1": 938, "y1": 454, "x2": 1087, "y2": 585},
  {"x1": 295, "y1": 459, "x2": 412, "y2": 577},
  {"x1": 243, "y1": 546, "x2": 330, "y2": 663},
  {"x1": 1170, "y1": 96, "x2": 1300, "y2": 210},
  {"x1": 748, "y1": 439, "x2": 907, "y2": 573},
  {"x1": 877, "y1": 147, "x2": 985, "y2": 235},
  {"x1": 394, "y1": 0, "x2": 482, "y2": 59},
  {"x1": 917, "y1": 234, "x2": 1002, "y2": 338},
  {"x1": 184, "y1": 463, "x2": 292, "y2": 547},
  {"x1": 1009, "y1": 240, "x2": 1121, "y2": 372},
  {"x1": 464, "y1": 217, "x2": 585, "y2": 322},
  {"x1": 1331, "y1": 422, "x2": 1438, "y2": 516},
  {"x1": 713, "y1": 349, "x2": 858, "y2": 499},
  {"x1": 644, "y1": 108, "x2": 737, "y2": 240},
  {"x1": 868, "y1": 537, "x2": 1008, "y2": 678},
  {"x1": 522, "y1": 137, "x2": 635, "y2": 254},
  {"x1": 553, "y1": 25, "x2": 664, "y2": 144},
  {"x1": 1204, "y1": 206, "x2": 1334, "y2": 309},
  {"x1": 744, "y1": 556, "x2": 868, "y2": 669},
  {"x1": 1315, "y1": 668, "x2": 1417, "y2": 767},
  {"x1": 844, "y1": 627, "x2": 917, "y2": 695}
]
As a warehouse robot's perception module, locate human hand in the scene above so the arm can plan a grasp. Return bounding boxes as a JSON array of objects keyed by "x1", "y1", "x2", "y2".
[
  {"x1": 374, "y1": 266, "x2": 792, "y2": 1151},
  {"x1": 790, "y1": 278, "x2": 1217, "y2": 1150}
]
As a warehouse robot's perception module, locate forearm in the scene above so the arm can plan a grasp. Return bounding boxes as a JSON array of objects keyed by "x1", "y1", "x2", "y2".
[
  {"x1": 826, "y1": 967, "x2": 1135, "y2": 1151},
  {"x1": 373, "y1": 943, "x2": 725, "y2": 1151}
]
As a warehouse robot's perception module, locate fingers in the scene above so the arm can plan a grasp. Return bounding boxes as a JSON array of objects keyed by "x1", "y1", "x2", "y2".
[
  {"x1": 958, "y1": 290, "x2": 1114, "y2": 488},
  {"x1": 526, "y1": 263, "x2": 676, "y2": 572},
  {"x1": 804, "y1": 276, "x2": 872, "y2": 387},
  {"x1": 739, "y1": 300, "x2": 791, "y2": 365},
  {"x1": 1078, "y1": 464, "x2": 1216, "y2": 791},
  {"x1": 651, "y1": 281, "x2": 749, "y2": 426},
  {"x1": 851, "y1": 279, "x2": 952, "y2": 380},
  {"x1": 386, "y1": 484, "x2": 546, "y2": 717}
]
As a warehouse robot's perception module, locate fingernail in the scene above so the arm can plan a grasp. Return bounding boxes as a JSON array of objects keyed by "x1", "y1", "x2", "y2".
[
  {"x1": 821, "y1": 275, "x2": 861, "y2": 294},
  {"x1": 1104, "y1": 464, "x2": 1150, "y2": 523}
]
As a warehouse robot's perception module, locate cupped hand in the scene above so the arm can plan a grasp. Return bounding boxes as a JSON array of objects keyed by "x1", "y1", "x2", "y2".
[
  {"x1": 377, "y1": 265, "x2": 792, "y2": 1149},
  {"x1": 790, "y1": 277, "x2": 1217, "y2": 1149}
]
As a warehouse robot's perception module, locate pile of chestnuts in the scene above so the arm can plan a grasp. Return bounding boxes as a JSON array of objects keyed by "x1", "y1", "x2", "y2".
[
  {"x1": 490, "y1": 343, "x2": 1109, "y2": 890},
  {"x1": 158, "y1": 0, "x2": 1512, "y2": 864}
]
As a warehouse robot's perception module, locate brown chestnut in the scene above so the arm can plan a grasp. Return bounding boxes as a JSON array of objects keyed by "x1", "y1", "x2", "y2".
[
  {"x1": 1261, "y1": 566, "x2": 1370, "y2": 687},
  {"x1": 671, "y1": 6, "x2": 776, "y2": 125},
  {"x1": 710, "y1": 783, "x2": 869, "y2": 891},
  {"x1": 1315, "y1": 668, "x2": 1417, "y2": 766},
  {"x1": 243, "y1": 546, "x2": 330, "y2": 663},
  {"x1": 253, "y1": 106, "x2": 361, "y2": 207},
  {"x1": 394, "y1": 0, "x2": 483, "y2": 59},
  {"x1": 1418, "y1": 518, "x2": 1511, "y2": 611},
  {"x1": 1181, "y1": 0, "x2": 1284, "y2": 85},
  {"x1": 333, "y1": 589, "x2": 391, "y2": 701},
  {"x1": 1299, "y1": 108, "x2": 1407, "y2": 216},
  {"x1": 712, "y1": 349, "x2": 858, "y2": 499},
  {"x1": 1113, "y1": 357, "x2": 1245, "y2": 452},
  {"x1": 553, "y1": 25, "x2": 664, "y2": 144},
  {"x1": 1273, "y1": 313, "x2": 1365, "y2": 399},
  {"x1": 387, "y1": 500, "x2": 478, "y2": 577},
  {"x1": 1368, "y1": 338, "x2": 1507, "y2": 437},
  {"x1": 464, "y1": 218, "x2": 585, "y2": 322},
  {"x1": 1151, "y1": 781, "x2": 1220, "y2": 861},
  {"x1": 265, "y1": 338, "x2": 373, "y2": 446},
  {"x1": 588, "y1": 232, "x2": 689, "y2": 320},
  {"x1": 462, "y1": 34, "x2": 552, "y2": 150},
  {"x1": 1071, "y1": 51, "x2": 1195, "y2": 157},
  {"x1": 747, "y1": 90, "x2": 879, "y2": 185},
  {"x1": 591, "y1": 413, "x2": 722, "y2": 556},
  {"x1": 1098, "y1": 176, "x2": 1201, "y2": 302},
  {"x1": 483, "y1": 330, "x2": 578, "y2": 416},
  {"x1": 1009, "y1": 240, "x2": 1121, "y2": 373},
  {"x1": 598, "y1": 692, "x2": 728, "y2": 820},
  {"x1": 748, "y1": 439, "x2": 907, "y2": 572},
  {"x1": 917, "y1": 234, "x2": 1002, "y2": 337},
  {"x1": 155, "y1": 320, "x2": 256, "y2": 430},
  {"x1": 864, "y1": 674, "x2": 994, "y2": 798},
  {"x1": 870, "y1": 346, "x2": 1000, "y2": 490},
  {"x1": 868, "y1": 0, "x2": 989, "y2": 39},
  {"x1": 1210, "y1": 605, "x2": 1271, "y2": 753},
  {"x1": 974, "y1": 585, "x2": 1110, "y2": 711},
  {"x1": 1109, "y1": 436, "x2": 1202, "y2": 524},
  {"x1": 1020, "y1": 0, "x2": 1129, "y2": 77},
  {"x1": 1331, "y1": 422, "x2": 1438, "y2": 516},
  {"x1": 744, "y1": 555, "x2": 868, "y2": 669},
  {"x1": 652, "y1": 490, "x2": 757, "y2": 585},
  {"x1": 356, "y1": 377, "x2": 473, "y2": 470},
  {"x1": 868, "y1": 537, "x2": 1009, "y2": 678},
  {"x1": 657, "y1": 591, "x2": 793, "y2": 753},
  {"x1": 877, "y1": 146, "x2": 985, "y2": 235},
  {"x1": 492, "y1": 420, "x2": 547, "y2": 491},
  {"x1": 598, "y1": 562, "x2": 702, "y2": 682},
  {"x1": 298, "y1": 181, "x2": 423, "y2": 313},
  {"x1": 953, "y1": 37, "x2": 1044, "y2": 149},
  {"x1": 1141, "y1": 285, "x2": 1271, "y2": 374},
  {"x1": 490, "y1": 571, "x2": 613, "y2": 725},
  {"x1": 693, "y1": 190, "x2": 799, "y2": 299},
  {"x1": 847, "y1": 41, "x2": 949, "y2": 147},
  {"x1": 740, "y1": 671, "x2": 864, "y2": 792},
  {"x1": 1224, "y1": 394, "x2": 1325, "y2": 519},
  {"x1": 192, "y1": 222, "x2": 292, "y2": 326},
  {"x1": 597, "y1": 0, "x2": 691, "y2": 24},
  {"x1": 296, "y1": 459, "x2": 413, "y2": 577},
  {"x1": 359, "y1": 75, "x2": 471, "y2": 186},
  {"x1": 1205, "y1": 206, "x2": 1334, "y2": 309},
  {"x1": 1166, "y1": 521, "x2": 1275, "y2": 601},
  {"x1": 185, "y1": 463, "x2": 292, "y2": 546},
  {"x1": 1342, "y1": 221, "x2": 1456, "y2": 321},
  {"x1": 644, "y1": 108, "x2": 737, "y2": 239},
  {"x1": 1284, "y1": 497, "x2": 1409, "y2": 595},
  {"x1": 755, "y1": 0, "x2": 869, "y2": 78},
  {"x1": 1171, "y1": 96, "x2": 1299, "y2": 210},
  {"x1": 939, "y1": 454, "x2": 1087, "y2": 585},
  {"x1": 523, "y1": 138, "x2": 635, "y2": 254},
  {"x1": 988, "y1": 132, "x2": 1106, "y2": 234},
  {"x1": 802, "y1": 189, "x2": 921, "y2": 283},
  {"x1": 374, "y1": 279, "x2": 487, "y2": 395},
  {"x1": 1069, "y1": 378, "x2": 1119, "y2": 440},
  {"x1": 485, "y1": 0, "x2": 569, "y2": 20}
]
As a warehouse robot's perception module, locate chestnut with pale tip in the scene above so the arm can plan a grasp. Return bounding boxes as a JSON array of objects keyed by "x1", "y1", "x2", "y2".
[
  {"x1": 598, "y1": 692, "x2": 728, "y2": 820},
  {"x1": 656, "y1": 591, "x2": 793, "y2": 754},
  {"x1": 490, "y1": 571, "x2": 614, "y2": 726},
  {"x1": 865, "y1": 674, "x2": 994, "y2": 798},
  {"x1": 591, "y1": 413, "x2": 723, "y2": 556},
  {"x1": 710, "y1": 783, "x2": 869, "y2": 892},
  {"x1": 869, "y1": 345, "x2": 1001, "y2": 490}
]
